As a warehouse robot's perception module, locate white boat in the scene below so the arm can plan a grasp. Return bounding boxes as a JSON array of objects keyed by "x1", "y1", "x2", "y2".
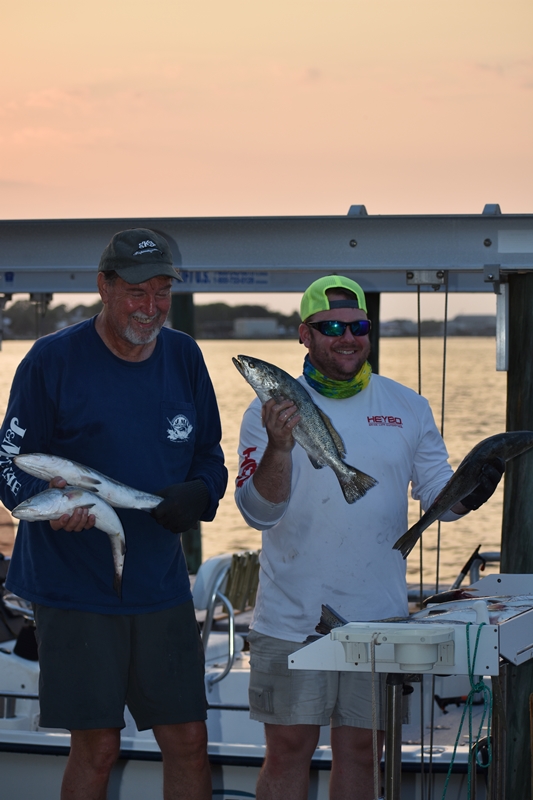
[{"x1": 3, "y1": 551, "x2": 529, "y2": 800}]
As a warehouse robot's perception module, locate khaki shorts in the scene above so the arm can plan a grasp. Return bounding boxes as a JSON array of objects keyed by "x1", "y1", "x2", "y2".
[
  {"x1": 248, "y1": 630, "x2": 387, "y2": 729},
  {"x1": 34, "y1": 600, "x2": 206, "y2": 731}
]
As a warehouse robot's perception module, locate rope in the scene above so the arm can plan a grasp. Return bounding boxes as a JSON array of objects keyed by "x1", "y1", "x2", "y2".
[
  {"x1": 440, "y1": 623, "x2": 493, "y2": 800},
  {"x1": 370, "y1": 634, "x2": 380, "y2": 800},
  {"x1": 428, "y1": 279, "x2": 450, "y2": 800},
  {"x1": 414, "y1": 278, "x2": 450, "y2": 800}
]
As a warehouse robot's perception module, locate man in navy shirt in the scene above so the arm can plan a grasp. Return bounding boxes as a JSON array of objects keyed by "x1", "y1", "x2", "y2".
[{"x1": 0, "y1": 228, "x2": 228, "y2": 800}]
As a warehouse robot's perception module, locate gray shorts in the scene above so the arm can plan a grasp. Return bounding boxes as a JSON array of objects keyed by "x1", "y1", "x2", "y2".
[
  {"x1": 34, "y1": 600, "x2": 206, "y2": 731},
  {"x1": 248, "y1": 630, "x2": 386, "y2": 729}
]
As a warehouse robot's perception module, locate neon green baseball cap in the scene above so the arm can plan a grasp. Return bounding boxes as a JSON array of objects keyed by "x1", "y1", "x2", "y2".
[{"x1": 300, "y1": 275, "x2": 367, "y2": 321}]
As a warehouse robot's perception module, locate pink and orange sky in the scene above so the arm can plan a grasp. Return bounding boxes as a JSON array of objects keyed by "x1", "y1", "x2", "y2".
[{"x1": 1, "y1": 0, "x2": 531, "y2": 318}]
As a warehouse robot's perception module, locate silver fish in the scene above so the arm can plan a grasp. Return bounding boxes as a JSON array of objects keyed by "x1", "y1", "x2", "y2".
[
  {"x1": 12, "y1": 487, "x2": 126, "y2": 596},
  {"x1": 393, "y1": 430, "x2": 533, "y2": 558},
  {"x1": 412, "y1": 595, "x2": 533, "y2": 625},
  {"x1": 14, "y1": 453, "x2": 161, "y2": 510},
  {"x1": 233, "y1": 354, "x2": 378, "y2": 504}
]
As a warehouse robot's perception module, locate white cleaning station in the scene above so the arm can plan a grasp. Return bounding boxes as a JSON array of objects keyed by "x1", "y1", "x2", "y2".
[{"x1": 289, "y1": 574, "x2": 533, "y2": 800}]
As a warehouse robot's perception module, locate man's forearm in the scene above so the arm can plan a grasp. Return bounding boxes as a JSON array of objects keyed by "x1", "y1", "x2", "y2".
[{"x1": 252, "y1": 444, "x2": 293, "y2": 504}]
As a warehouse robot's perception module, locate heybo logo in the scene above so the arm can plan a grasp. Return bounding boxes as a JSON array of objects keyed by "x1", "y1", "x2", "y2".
[
  {"x1": 133, "y1": 239, "x2": 161, "y2": 256},
  {"x1": 367, "y1": 415, "x2": 403, "y2": 428}
]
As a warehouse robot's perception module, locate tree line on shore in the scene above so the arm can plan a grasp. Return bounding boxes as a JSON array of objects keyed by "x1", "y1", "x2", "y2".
[{"x1": 1, "y1": 298, "x2": 495, "y2": 339}]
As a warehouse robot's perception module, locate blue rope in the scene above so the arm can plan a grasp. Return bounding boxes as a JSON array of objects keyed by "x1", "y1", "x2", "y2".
[{"x1": 441, "y1": 622, "x2": 493, "y2": 800}]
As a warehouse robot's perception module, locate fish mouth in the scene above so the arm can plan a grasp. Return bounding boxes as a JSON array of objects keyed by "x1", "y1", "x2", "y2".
[{"x1": 232, "y1": 356, "x2": 245, "y2": 375}]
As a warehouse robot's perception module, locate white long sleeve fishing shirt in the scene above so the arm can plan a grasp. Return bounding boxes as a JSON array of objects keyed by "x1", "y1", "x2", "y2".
[{"x1": 235, "y1": 373, "x2": 458, "y2": 642}]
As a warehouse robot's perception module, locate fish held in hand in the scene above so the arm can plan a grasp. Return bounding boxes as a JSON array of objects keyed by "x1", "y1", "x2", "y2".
[
  {"x1": 14, "y1": 453, "x2": 161, "y2": 510},
  {"x1": 393, "y1": 430, "x2": 533, "y2": 559},
  {"x1": 233, "y1": 354, "x2": 378, "y2": 504},
  {"x1": 12, "y1": 487, "x2": 126, "y2": 596}
]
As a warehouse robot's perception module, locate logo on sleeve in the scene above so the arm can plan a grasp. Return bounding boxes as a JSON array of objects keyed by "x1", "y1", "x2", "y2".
[
  {"x1": 367, "y1": 415, "x2": 403, "y2": 428},
  {"x1": 236, "y1": 446, "x2": 258, "y2": 487},
  {"x1": 167, "y1": 415, "x2": 193, "y2": 442},
  {"x1": 1, "y1": 417, "x2": 27, "y2": 495}
]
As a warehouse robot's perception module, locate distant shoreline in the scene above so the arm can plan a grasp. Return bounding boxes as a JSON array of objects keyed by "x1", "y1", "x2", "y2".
[
  {"x1": 2, "y1": 332, "x2": 498, "y2": 341},
  {"x1": 0, "y1": 297, "x2": 497, "y2": 340}
]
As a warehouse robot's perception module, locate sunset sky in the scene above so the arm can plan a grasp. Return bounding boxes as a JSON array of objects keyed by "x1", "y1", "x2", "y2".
[{"x1": 1, "y1": 0, "x2": 532, "y2": 318}]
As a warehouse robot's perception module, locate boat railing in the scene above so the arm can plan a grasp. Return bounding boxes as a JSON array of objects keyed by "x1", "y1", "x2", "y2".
[
  {"x1": 469, "y1": 551, "x2": 501, "y2": 583},
  {"x1": 192, "y1": 550, "x2": 260, "y2": 688},
  {"x1": 407, "y1": 550, "x2": 501, "y2": 603}
]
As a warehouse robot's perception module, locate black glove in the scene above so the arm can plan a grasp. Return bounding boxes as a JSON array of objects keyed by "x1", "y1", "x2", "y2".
[
  {"x1": 152, "y1": 479, "x2": 210, "y2": 534},
  {"x1": 460, "y1": 458, "x2": 505, "y2": 511}
]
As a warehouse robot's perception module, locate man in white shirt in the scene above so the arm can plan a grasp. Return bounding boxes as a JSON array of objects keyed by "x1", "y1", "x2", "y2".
[{"x1": 234, "y1": 275, "x2": 503, "y2": 800}]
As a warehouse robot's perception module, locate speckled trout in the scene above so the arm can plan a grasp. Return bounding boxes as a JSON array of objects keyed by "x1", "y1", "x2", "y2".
[
  {"x1": 12, "y1": 486, "x2": 126, "y2": 596},
  {"x1": 232, "y1": 354, "x2": 378, "y2": 504},
  {"x1": 393, "y1": 430, "x2": 533, "y2": 558},
  {"x1": 14, "y1": 453, "x2": 161, "y2": 510}
]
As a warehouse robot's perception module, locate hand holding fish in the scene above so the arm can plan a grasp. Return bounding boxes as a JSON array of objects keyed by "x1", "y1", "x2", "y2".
[
  {"x1": 152, "y1": 479, "x2": 210, "y2": 534},
  {"x1": 47, "y1": 476, "x2": 96, "y2": 533},
  {"x1": 393, "y1": 431, "x2": 533, "y2": 558},
  {"x1": 262, "y1": 398, "x2": 301, "y2": 452},
  {"x1": 252, "y1": 398, "x2": 301, "y2": 504},
  {"x1": 12, "y1": 485, "x2": 126, "y2": 596},
  {"x1": 455, "y1": 458, "x2": 505, "y2": 512},
  {"x1": 233, "y1": 355, "x2": 378, "y2": 503}
]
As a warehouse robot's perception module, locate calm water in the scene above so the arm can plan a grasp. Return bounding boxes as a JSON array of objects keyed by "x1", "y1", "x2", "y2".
[{"x1": 0, "y1": 337, "x2": 506, "y2": 586}]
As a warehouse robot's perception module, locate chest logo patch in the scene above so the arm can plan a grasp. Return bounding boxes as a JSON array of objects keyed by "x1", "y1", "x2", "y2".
[
  {"x1": 367, "y1": 415, "x2": 403, "y2": 428},
  {"x1": 167, "y1": 414, "x2": 193, "y2": 442}
]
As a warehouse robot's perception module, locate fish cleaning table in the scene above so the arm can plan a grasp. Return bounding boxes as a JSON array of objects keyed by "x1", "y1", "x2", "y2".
[{"x1": 289, "y1": 574, "x2": 533, "y2": 800}]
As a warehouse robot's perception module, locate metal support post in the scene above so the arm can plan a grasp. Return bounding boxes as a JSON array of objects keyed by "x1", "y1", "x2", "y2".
[
  {"x1": 29, "y1": 292, "x2": 53, "y2": 339},
  {"x1": 488, "y1": 664, "x2": 508, "y2": 799},
  {"x1": 0, "y1": 293, "x2": 12, "y2": 350},
  {"x1": 170, "y1": 292, "x2": 202, "y2": 573},
  {"x1": 384, "y1": 673, "x2": 404, "y2": 800}
]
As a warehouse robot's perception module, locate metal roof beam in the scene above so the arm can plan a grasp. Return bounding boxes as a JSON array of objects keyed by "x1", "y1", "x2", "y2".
[{"x1": 0, "y1": 213, "x2": 532, "y2": 295}]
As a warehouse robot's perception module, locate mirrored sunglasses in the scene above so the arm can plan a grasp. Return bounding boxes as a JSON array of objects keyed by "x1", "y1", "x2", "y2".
[{"x1": 306, "y1": 319, "x2": 372, "y2": 337}]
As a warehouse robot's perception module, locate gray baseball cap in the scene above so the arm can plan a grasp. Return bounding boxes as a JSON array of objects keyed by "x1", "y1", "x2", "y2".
[{"x1": 98, "y1": 228, "x2": 183, "y2": 284}]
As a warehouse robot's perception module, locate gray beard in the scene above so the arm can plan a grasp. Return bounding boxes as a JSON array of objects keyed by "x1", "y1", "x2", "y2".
[{"x1": 122, "y1": 315, "x2": 164, "y2": 345}]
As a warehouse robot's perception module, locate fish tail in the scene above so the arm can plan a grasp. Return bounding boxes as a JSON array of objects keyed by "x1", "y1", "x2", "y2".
[
  {"x1": 393, "y1": 521, "x2": 425, "y2": 559},
  {"x1": 339, "y1": 465, "x2": 378, "y2": 504},
  {"x1": 315, "y1": 604, "x2": 348, "y2": 635},
  {"x1": 140, "y1": 499, "x2": 161, "y2": 511}
]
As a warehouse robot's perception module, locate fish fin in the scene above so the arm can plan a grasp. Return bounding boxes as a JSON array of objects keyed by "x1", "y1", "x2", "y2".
[
  {"x1": 315, "y1": 603, "x2": 349, "y2": 635},
  {"x1": 339, "y1": 466, "x2": 378, "y2": 504},
  {"x1": 393, "y1": 520, "x2": 425, "y2": 559},
  {"x1": 316, "y1": 408, "x2": 347, "y2": 458},
  {"x1": 83, "y1": 476, "x2": 102, "y2": 486},
  {"x1": 307, "y1": 454, "x2": 325, "y2": 470}
]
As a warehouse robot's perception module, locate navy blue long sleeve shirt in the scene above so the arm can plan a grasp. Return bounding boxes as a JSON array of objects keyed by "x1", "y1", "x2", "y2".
[{"x1": 0, "y1": 318, "x2": 227, "y2": 613}]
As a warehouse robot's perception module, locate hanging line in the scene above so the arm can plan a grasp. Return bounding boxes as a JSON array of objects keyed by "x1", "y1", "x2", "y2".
[
  {"x1": 414, "y1": 286, "x2": 431, "y2": 799},
  {"x1": 370, "y1": 635, "x2": 381, "y2": 800},
  {"x1": 416, "y1": 286, "x2": 424, "y2": 608},
  {"x1": 435, "y1": 279, "x2": 449, "y2": 594},
  {"x1": 415, "y1": 280, "x2": 450, "y2": 800},
  {"x1": 440, "y1": 622, "x2": 493, "y2": 800},
  {"x1": 427, "y1": 279, "x2": 450, "y2": 800}
]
